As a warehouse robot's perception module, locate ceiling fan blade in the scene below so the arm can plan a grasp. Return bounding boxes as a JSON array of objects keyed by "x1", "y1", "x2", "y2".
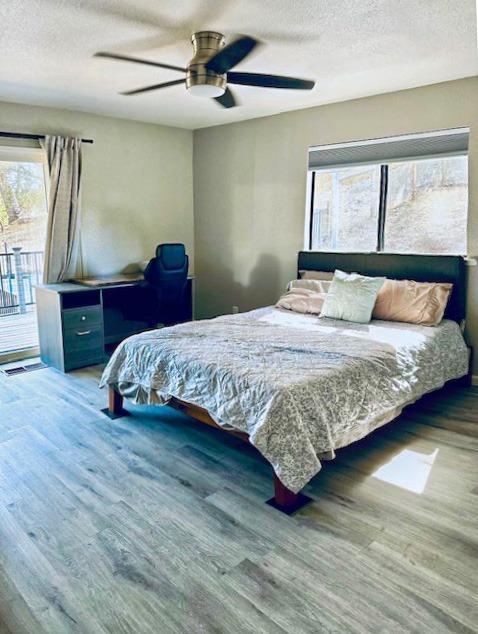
[
  {"x1": 95, "y1": 51, "x2": 186, "y2": 74},
  {"x1": 205, "y1": 36, "x2": 260, "y2": 74},
  {"x1": 121, "y1": 79, "x2": 185, "y2": 96},
  {"x1": 214, "y1": 87, "x2": 237, "y2": 109},
  {"x1": 228, "y1": 72, "x2": 315, "y2": 90}
]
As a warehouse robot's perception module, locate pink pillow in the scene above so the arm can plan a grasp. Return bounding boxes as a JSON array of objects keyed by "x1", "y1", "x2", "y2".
[
  {"x1": 276, "y1": 287, "x2": 326, "y2": 314},
  {"x1": 373, "y1": 279, "x2": 453, "y2": 326},
  {"x1": 299, "y1": 270, "x2": 334, "y2": 281}
]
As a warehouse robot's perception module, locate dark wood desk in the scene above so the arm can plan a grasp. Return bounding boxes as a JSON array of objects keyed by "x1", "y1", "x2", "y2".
[{"x1": 35, "y1": 277, "x2": 194, "y2": 372}]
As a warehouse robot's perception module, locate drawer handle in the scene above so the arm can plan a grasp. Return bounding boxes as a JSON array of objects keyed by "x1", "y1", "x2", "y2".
[
  {"x1": 81, "y1": 315, "x2": 86, "y2": 321},
  {"x1": 76, "y1": 330, "x2": 92, "y2": 336}
]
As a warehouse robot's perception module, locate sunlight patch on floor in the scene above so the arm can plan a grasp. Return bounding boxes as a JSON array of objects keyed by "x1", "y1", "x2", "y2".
[{"x1": 372, "y1": 448, "x2": 439, "y2": 494}]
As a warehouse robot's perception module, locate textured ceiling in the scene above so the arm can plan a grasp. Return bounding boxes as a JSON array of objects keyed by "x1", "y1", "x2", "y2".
[{"x1": 0, "y1": 0, "x2": 477, "y2": 129}]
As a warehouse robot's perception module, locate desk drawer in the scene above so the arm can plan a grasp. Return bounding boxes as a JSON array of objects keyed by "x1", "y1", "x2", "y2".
[
  {"x1": 62, "y1": 306, "x2": 102, "y2": 330},
  {"x1": 63, "y1": 325, "x2": 103, "y2": 354},
  {"x1": 64, "y1": 348, "x2": 104, "y2": 371}
]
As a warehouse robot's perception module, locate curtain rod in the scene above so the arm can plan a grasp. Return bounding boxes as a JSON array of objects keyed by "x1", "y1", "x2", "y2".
[{"x1": 0, "y1": 131, "x2": 94, "y2": 144}]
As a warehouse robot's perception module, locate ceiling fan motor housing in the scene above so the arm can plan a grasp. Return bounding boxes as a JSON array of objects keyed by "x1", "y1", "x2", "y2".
[{"x1": 187, "y1": 31, "x2": 226, "y2": 97}]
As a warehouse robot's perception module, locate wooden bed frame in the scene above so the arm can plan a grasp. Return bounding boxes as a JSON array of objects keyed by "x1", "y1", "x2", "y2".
[
  {"x1": 105, "y1": 387, "x2": 312, "y2": 514},
  {"x1": 102, "y1": 252, "x2": 470, "y2": 515}
]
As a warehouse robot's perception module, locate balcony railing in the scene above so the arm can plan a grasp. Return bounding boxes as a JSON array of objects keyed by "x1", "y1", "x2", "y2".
[{"x1": 0, "y1": 249, "x2": 44, "y2": 317}]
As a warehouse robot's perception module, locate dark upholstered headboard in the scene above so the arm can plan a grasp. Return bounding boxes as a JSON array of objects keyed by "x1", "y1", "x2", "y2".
[{"x1": 298, "y1": 251, "x2": 467, "y2": 323}]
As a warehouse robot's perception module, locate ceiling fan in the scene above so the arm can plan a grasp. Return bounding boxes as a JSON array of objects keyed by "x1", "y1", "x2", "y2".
[{"x1": 95, "y1": 31, "x2": 315, "y2": 108}]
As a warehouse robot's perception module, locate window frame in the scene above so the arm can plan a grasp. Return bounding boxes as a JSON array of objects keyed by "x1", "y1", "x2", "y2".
[{"x1": 306, "y1": 153, "x2": 468, "y2": 256}]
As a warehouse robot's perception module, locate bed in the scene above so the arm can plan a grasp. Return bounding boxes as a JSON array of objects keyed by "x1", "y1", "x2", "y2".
[{"x1": 100, "y1": 252, "x2": 471, "y2": 513}]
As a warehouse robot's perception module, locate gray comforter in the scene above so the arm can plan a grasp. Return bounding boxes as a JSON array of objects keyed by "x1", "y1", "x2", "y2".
[{"x1": 100, "y1": 307, "x2": 469, "y2": 492}]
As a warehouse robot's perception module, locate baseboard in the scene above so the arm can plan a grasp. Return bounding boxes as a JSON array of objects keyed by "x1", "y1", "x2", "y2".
[
  {"x1": 0, "y1": 347, "x2": 39, "y2": 366},
  {"x1": 472, "y1": 375, "x2": 478, "y2": 387}
]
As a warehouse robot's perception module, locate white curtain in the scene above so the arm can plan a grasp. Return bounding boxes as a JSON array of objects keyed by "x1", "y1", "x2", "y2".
[{"x1": 40, "y1": 136, "x2": 82, "y2": 283}]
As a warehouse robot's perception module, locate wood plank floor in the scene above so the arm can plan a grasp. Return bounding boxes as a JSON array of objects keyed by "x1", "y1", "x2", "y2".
[{"x1": 0, "y1": 363, "x2": 476, "y2": 633}]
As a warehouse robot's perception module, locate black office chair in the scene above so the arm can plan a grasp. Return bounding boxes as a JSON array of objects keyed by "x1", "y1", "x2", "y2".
[{"x1": 144, "y1": 243, "x2": 189, "y2": 326}]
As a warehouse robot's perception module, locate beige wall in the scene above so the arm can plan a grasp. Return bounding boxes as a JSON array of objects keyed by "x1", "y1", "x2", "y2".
[
  {"x1": 3, "y1": 80, "x2": 476, "y2": 369},
  {"x1": 193, "y1": 76, "x2": 478, "y2": 372},
  {"x1": 0, "y1": 101, "x2": 194, "y2": 275}
]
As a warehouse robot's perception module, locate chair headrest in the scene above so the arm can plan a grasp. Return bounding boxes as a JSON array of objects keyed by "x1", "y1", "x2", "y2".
[{"x1": 156, "y1": 243, "x2": 186, "y2": 270}]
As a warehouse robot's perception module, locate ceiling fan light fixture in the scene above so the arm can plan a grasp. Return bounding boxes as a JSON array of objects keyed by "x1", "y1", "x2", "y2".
[
  {"x1": 188, "y1": 83, "x2": 225, "y2": 98},
  {"x1": 96, "y1": 30, "x2": 315, "y2": 109}
]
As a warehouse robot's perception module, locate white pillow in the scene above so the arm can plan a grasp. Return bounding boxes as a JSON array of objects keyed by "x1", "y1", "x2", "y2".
[{"x1": 320, "y1": 270, "x2": 385, "y2": 324}]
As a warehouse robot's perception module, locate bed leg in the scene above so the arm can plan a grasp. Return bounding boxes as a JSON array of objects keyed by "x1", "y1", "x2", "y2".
[
  {"x1": 101, "y1": 386, "x2": 130, "y2": 419},
  {"x1": 266, "y1": 474, "x2": 312, "y2": 515}
]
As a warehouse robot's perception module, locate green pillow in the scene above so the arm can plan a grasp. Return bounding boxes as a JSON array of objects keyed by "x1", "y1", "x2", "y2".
[{"x1": 320, "y1": 270, "x2": 385, "y2": 324}]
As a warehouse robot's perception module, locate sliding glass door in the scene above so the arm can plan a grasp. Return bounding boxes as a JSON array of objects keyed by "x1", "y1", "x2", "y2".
[{"x1": 0, "y1": 146, "x2": 48, "y2": 361}]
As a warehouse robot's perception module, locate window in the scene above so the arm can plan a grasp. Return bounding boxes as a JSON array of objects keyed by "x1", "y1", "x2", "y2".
[
  {"x1": 0, "y1": 147, "x2": 48, "y2": 254},
  {"x1": 307, "y1": 131, "x2": 468, "y2": 255},
  {"x1": 384, "y1": 157, "x2": 467, "y2": 254},
  {"x1": 310, "y1": 165, "x2": 381, "y2": 252}
]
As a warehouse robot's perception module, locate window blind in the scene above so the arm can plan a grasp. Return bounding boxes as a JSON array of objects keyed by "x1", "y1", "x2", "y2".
[{"x1": 308, "y1": 128, "x2": 469, "y2": 170}]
